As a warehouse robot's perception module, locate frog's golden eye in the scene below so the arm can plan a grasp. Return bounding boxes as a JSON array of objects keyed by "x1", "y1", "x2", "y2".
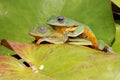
[
  {"x1": 38, "y1": 26, "x2": 47, "y2": 33},
  {"x1": 57, "y1": 16, "x2": 64, "y2": 23}
]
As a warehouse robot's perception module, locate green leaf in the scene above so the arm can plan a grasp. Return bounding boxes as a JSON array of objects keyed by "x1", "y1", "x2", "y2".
[
  {"x1": 0, "y1": 0, "x2": 115, "y2": 46},
  {"x1": 0, "y1": 0, "x2": 117, "y2": 79},
  {"x1": 112, "y1": 0, "x2": 120, "y2": 7},
  {"x1": 0, "y1": 55, "x2": 56, "y2": 80},
  {"x1": 1, "y1": 40, "x2": 120, "y2": 80},
  {"x1": 0, "y1": 55, "x2": 27, "y2": 74},
  {"x1": 112, "y1": 24, "x2": 120, "y2": 53}
]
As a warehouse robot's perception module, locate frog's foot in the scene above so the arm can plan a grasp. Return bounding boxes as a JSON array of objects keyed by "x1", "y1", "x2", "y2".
[
  {"x1": 36, "y1": 39, "x2": 43, "y2": 44},
  {"x1": 97, "y1": 40, "x2": 115, "y2": 54},
  {"x1": 67, "y1": 38, "x2": 92, "y2": 46},
  {"x1": 74, "y1": 24, "x2": 80, "y2": 27},
  {"x1": 67, "y1": 26, "x2": 84, "y2": 37},
  {"x1": 102, "y1": 46, "x2": 115, "y2": 53}
]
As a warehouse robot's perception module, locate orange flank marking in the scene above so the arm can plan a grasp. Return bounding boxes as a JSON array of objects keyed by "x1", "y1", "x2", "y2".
[
  {"x1": 50, "y1": 32, "x2": 64, "y2": 38},
  {"x1": 52, "y1": 25, "x2": 98, "y2": 49},
  {"x1": 52, "y1": 26, "x2": 76, "y2": 34},
  {"x1": 52, "y1": 26, "x2": 66, "y2": 34},
  {"x1": 83, "y1": 28, "x2": 98, "y2": 49}
]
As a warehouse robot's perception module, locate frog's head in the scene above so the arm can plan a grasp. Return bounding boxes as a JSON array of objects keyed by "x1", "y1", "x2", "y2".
[
  {"x1": 29, "y1": 26, "x2": 68, "y2": 44},
  {"x1": 29, "y1": 26, "x2": 53, "y2": 39},
  {"x1": 46, "y1": 16, "x2": 79, "y2": 27}
]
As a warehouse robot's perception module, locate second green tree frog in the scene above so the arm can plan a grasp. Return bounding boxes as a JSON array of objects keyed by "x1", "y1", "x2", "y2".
[{"x1": 29, "y1": 26, "x2": 68, "y2": 44}]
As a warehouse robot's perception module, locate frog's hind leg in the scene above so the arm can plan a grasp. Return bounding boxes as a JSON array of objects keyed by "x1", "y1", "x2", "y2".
[
  {"x1": 80, "y1": 28, "x2": 98, "y2": 49},
  {"x1": 67, "y1": 25, "x2": 98, "y2": 48},
  {"x1": 67, "y1": 38, "x2": 92, "y2": 46}
]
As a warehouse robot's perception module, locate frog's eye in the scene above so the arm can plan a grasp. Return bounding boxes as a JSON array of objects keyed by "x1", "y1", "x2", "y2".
[
  {"x1": 57, "y1": 16, "x2": 64, "y2": 23},
  {"x1": 38, "y1": 26, "x2": 47, "y2": 33}
]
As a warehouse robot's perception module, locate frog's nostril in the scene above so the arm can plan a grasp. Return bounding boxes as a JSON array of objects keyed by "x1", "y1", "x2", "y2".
[
  {"x1": 57, "y1": 16, "x2": 64, "y2": 23},
  {"x1": 38, "y1": 26, "x2": 47, "y2": 33}
]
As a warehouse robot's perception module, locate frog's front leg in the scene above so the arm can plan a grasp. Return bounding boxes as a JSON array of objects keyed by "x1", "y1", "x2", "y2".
[
  {"x1": 66, "y1": 26, "x2": 84, "y2": 37},
  {"x1": 36, "y1": 38, "x2": 43, "y2": 44}
]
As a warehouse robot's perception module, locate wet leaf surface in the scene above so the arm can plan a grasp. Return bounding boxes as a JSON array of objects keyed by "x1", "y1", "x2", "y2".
[{"x1": 1, "y1": 39, "x2": 120, "y2": 80}]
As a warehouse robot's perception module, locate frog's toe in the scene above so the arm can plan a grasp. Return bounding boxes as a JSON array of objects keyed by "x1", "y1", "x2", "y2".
[
  {"x1": 103, "y1": 46, "x2": 115, "y2": 54},
  {"x1": 35, "y1": 39, "x2": 43, "y2": 44},
  {"x1": 32, "y1": 40, "x2": 38, "y2": 43},
  {"x1": 36, "y1": 41, "x2": 41, "y2": 44}
]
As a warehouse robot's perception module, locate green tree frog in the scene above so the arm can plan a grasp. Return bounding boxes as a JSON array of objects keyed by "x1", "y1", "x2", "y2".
[
  {"x1": 46, "y1": 16, "x2": 114, "y2": 53},
  {"x1": 29, "y1": 26, "x2": 68, "y2": 44}
]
